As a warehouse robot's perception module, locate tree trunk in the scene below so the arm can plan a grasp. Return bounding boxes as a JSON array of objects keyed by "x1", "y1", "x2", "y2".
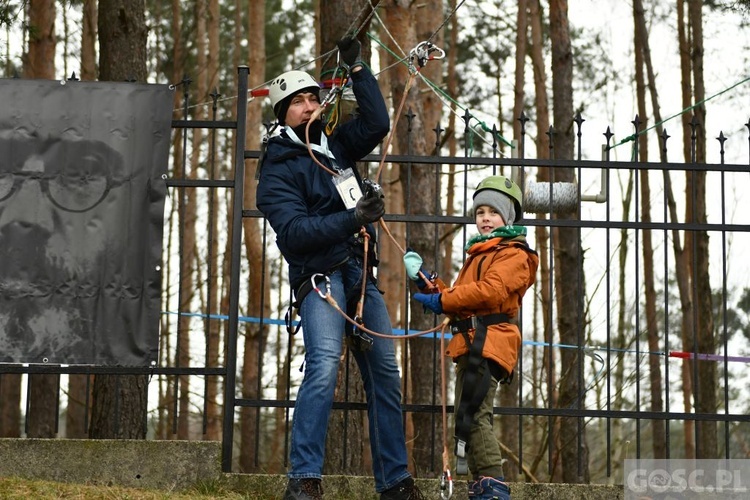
[
  {"x1": 80, "y1": 0, "x2": 97, "y2": 80},
  {"x1": 239, "y1": 0, "x2": 271, "y2": 472},
  {"x1": 271, "y1": 256, "x2": 293, "y2": 474},
  {"x1": 97, "y1": 0, "x2": 146, "y2": 82},
  {"x1": 512, "y1": 0, "x2": 528, "y2": 142},
  {"x1": 687, "y1": 0, "x2": 716, "y2": 459},
  {"x1": 203, "y1": 0, "x2": 222, "y2": 443},
  {"x1": 374, "y1": 22, "x2": 408, "y2": 464},
  {"x1": 155, "y1": 0, "x2": 185, "y2": 442},
  {"x1": 67, "y1": 0, "x2": 97, "y2": 438},
  {"x1": 0, "y1": 376, "x2": 21, "y2": 437},
  {"x1": 66, "y1": 375, "x2": 92, "y2": 438},
  {"x1": 632, "y1": 0, "x2": 666, "y2": 459},
  {"x1": 440, "y1": 0, "x2": 458, "y2": 288},
  {"x1": 670, "y1": 0, "x2": 697, "y2": 459},
  {"x1": 90, "y1": 0, "x2": 148, "y2": 440},
  {"x1": 319, "y1": 0, "x2": 380, "y2": 70},
  {"x1": 500, "y1": 0, "x2": 529, "y2": 474},
  {"x1": 24, "y1": 0, "x2": 58, "y2": 440},
  {"x1": 172, "y1": 0, "x2": 205, "y2": 441},
  {"x1": 614, "y1": 170, "x2": 633, "y2": 474},
  {"x1": 528, "y1": 0, "x2": 557, "y2": 481},
  {"x1": 549, "y1": 0, "x2": 589, "y2": 483},
  {"x1": 384, "y1": 0, "x2": 444, "y2": 476},
  {"x1": 25, "y1": 0, "x2": 56, "y2": 78},
  {"x1": 416, "y1": 0, "x2": 444, "y2": 142},
  {"x1": 417, "y1": 0, "x2": 448, "y2": 477},
  {"x1": 89, "y1": 374, "x2": 149, "y2": 438}
]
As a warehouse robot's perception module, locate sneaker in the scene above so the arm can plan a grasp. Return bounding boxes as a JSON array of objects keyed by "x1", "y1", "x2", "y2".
[
  {"x1": 283, "y1": 478, "x2": 323, "y2": 500},
  {"x1": 469, "y1": 476, "x2": 511, "y2": 500},
  {"x1": 468, "y1": 478, "x2": 482, "y2": 497},
  {"x1": 380, "y1": 476, "x2": 426, "y2": 500}
]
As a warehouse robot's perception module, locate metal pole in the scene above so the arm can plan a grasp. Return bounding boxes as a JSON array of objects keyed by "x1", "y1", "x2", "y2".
[{"x1": 221, "y1": 65, "x2": 248, "y2": 472}]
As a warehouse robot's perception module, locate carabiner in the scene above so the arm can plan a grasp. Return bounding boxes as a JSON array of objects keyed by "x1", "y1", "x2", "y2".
[
  {"x1": 311, "y1": 273, "x2": 331, "y2": 299},
  {"x1": 409, "y1": 41, "x2": 446, "y2": 69},
  {"x1": 321, "y1": 83, "x2": 342, "y2": 108},
  {"x1": 440, "y1": 469, "x2": 453, "y2": 500}
]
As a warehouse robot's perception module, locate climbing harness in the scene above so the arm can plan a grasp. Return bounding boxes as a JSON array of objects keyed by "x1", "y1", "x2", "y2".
[{"x1": 451, "y1": 313, "x2": 513, "y2": 475}]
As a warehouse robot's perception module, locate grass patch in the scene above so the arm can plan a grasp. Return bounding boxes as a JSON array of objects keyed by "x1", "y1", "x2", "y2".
[{"x1": 0, "y1": 477, "x2": 258, "y2": 499}]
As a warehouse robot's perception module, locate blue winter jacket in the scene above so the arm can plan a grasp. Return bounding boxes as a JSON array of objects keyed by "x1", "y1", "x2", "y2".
[{"x1": 256, "y1": 68, "x2": 390, "y2": 293}]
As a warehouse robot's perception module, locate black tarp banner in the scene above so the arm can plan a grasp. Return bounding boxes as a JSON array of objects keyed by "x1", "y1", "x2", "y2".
[{"x1": 0, "y1": 79, "x2": 173, "y2": 366}]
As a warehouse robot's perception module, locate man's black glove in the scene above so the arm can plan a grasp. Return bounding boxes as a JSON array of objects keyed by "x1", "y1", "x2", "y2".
[
  {"x1": 336, "y1": 35, "x2": 362, "y2": 69},
  {"x1": 355, "y1": 193, "x2": 385, "y2": 225}
]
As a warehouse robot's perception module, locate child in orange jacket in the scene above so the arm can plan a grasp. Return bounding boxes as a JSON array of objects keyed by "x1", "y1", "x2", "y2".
[{"x1": 404, "y1": 175, "x2": 539, "y2": 500}]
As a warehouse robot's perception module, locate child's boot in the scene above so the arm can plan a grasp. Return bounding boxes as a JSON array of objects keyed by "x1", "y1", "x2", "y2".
[{"x1": 468, "y1": 476, "x2": 511, "y2": 500}]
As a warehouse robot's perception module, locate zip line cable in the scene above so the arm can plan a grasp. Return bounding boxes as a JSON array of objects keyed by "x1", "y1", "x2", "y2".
[
  {"x1": 426, "y1": 0, "x2": 468, "y2": 46},
  {"x1": 318, "y1": 0, "x2": 377, "y2": 72},
  {"x1": 172, "y1": 48, "x2": 340, "y2": 112},
  {"x1": 609, "y1": 74, "x2": 750, "y2": 150},
  {"x1": 173, "y1": 9, "x2": 749, "y2": 155},
  {"x1": 367, "y1": 32, "x2": 514, "y2": 152},
  {"x1": 358, "y1": 0, "x2": 511, "y2": 152}
]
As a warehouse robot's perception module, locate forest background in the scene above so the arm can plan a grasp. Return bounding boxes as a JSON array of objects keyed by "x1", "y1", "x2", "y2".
[{"x1": 1, "y1": 0, "x2": 750, "y2": 486}]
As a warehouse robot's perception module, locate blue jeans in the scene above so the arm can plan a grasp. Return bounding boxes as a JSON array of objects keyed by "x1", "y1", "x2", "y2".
[{"x1": 291, "y1": 257, "x2": 410, "y2": 492}]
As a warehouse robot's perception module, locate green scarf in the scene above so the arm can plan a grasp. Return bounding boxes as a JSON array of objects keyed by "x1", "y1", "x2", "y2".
[{"x1": 464, "y1": 225, "x2": 527, "y2": 252}]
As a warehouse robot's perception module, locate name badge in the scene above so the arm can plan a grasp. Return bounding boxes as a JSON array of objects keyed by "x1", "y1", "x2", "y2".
[{"x1": 332, "y1": 169, "x2": 363, "y2": 210}]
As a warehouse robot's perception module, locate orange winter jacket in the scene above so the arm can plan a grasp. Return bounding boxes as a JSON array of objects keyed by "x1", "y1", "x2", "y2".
[{"x1": 441, "y1": 236, "x2": 538, "y2": 374}]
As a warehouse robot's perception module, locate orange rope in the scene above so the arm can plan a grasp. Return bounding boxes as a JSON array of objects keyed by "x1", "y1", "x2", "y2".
[
  {"x1": 378, "y1": 218, "x2": 439, "y2": 292},
  {"x1": 374, "y1": 69, "x2": 419, "y2": 181},
  {"x1": 305, "y1": 105, "x2": 339, "y2": 177},
  {"x1": 440, "y1": 325, "x2": 453, "y2": 498},
  {"x1": 315, "y1": 285, "x2": 450, "y2": 339},
  {"x1": 357, "y1": 229, "x2": 370, "y2": 321}
]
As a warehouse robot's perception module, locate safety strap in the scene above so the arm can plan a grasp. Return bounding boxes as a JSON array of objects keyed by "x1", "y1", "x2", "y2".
[
  {"x1": 285, "y1": 285, "x2": 302, "y2": 335},
  {"x1": 450, "y1": 313, "x2": 510, "y2": 334},
  {"x1": 287, "y1": 258, "x2": 375, "y2": 350},
  {"x1": 285, "y1": 273, "x2": 331, "y2": 336},
  {"x1": 452, "y1": 313, "x2": 511, "y2": 475}
]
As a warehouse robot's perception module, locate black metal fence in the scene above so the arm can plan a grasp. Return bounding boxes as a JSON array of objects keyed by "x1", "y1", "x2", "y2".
[{"x1": 2, "y1": 67, "x2": 750, "y2": 482}]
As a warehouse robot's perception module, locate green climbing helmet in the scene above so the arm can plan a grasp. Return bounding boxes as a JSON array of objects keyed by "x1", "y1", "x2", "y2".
[{"x1": 473, "y1": 175, "x2": 523, "y2": 223}]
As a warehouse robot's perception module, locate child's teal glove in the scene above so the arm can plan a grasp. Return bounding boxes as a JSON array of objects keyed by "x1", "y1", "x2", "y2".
[
  {"x1": 402, "y1": 251, "x2": 423, "y2": 280},
  {"x1": 413, "y1": 292, "x2": 443, "y2": 315}
]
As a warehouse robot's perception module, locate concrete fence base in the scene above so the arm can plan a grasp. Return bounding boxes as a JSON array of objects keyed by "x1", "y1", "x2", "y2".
[{"x1": 0, "y1": 438, "x2": 624, "y2": 499}]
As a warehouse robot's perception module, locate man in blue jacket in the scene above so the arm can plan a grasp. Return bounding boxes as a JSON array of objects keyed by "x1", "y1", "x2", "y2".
[{"x1": 256, "y1": 36, "x2": 423, "y2": 500}]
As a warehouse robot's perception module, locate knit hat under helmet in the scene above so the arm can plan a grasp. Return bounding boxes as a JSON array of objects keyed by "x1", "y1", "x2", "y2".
[
  {"x1": 472, "y1": 175, "x2": 523, "y2": 224},
  {"x1": 473, "y1": 190, "x2": 516, "y2": 225},
  {"x1": 268, "y1": 70, "x2": 321, "y2": 125}
]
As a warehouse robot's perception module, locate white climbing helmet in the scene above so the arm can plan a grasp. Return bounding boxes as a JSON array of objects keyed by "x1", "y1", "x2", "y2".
[{"x1": 268, "y1": 70, "x2": 321, "y2": 116}]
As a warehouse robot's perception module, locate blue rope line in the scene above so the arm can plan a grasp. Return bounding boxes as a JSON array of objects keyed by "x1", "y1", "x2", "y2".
[{"x1": 161, "y1": 310, "x2": 663, "y2": 356}]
